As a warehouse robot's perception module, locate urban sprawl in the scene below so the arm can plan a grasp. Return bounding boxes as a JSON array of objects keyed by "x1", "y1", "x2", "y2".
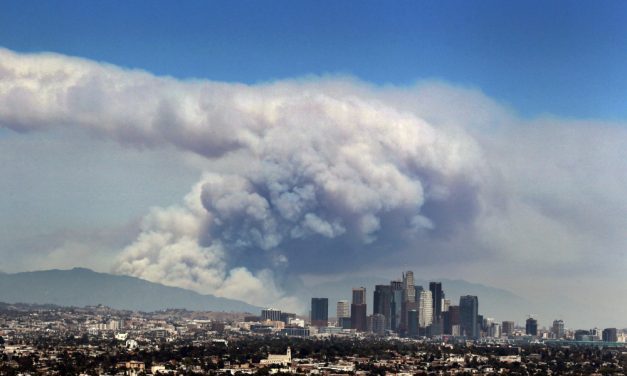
[{"x1": 1, "y1": 270, "x2": 625, "y2": 375}]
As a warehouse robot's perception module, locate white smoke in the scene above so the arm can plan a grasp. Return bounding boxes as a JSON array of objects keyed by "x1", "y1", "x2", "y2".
[
  {"x1": 0, "y1": 48, "x2": 485, "y2": 309},
  {"x1": 2, "y1": 48, "x2": 627, "y2": 321}
]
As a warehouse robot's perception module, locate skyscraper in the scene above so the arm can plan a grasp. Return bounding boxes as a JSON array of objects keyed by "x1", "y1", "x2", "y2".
[
  {"x1": 442, "y1": 298, "x2": 451, "y2": 313},
  {"x1": 261, "y1": 308, "x2": 282, "y2": 322},
  {"x1": 402, "y1": 271, "x2": 416, "y2": 303},
  {"x1": 373, "y1": 285, "x2": 392, "y2": 330},
  {"x1": 407, "y1": 310, "x2": 418, "y2": 337},
  {"x1": 336, "y1": 300, "x2": 350, "y2": 318},
  {"x1": 418, "y1": 290, "x2": 433, "y2": 328},
  {"x1": 390, "y1": 280, "x2": 403, "y2": 332},
  {"x1": 429, "y1": 282, "x2": 444, "y2": 321},
  {"x1": 443, "y1": 305, "x2": 460, "y2": 335},
  {"x1": 552, "y1": 319, "x2": 564, "y2": 339},
  {"x1": 368, "y1": 313, "x2": 386, "y2": 336},
  {"x1": 310, "y1": 298, "x2": 328, "y2": 327},
  {"x1": 602, "y1": 328, "x2": 618, "y2": 342},
  {"x1": 351, "y1": 287, "x2": 367, "y2": 332},
  {"x1": 401, "y1": 271, "x2": 416, "y2": 333},
  {"x1": 488, "y1": 322, "x2": 501, "y2": 338},
  {"x1": 459, "y1": 295, "x2": 479, "y2": 338},
  {"x1": 502, "y1": 321, "x2": 515, "y2": 336},
  {"x1": 351, "y1": 304, "x2": 367, "y2": 332},
  {"x1": 525, "y1": 317, "x2": 538, "y2": 336},
  {"x1": 352, "y1": 287, "x2": 366, "y2": 305}
]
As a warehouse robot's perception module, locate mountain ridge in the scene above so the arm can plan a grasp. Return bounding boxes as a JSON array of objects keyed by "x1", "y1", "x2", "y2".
[{"x1": 0, "y1": 267, "x2": 260, "y2": 313}]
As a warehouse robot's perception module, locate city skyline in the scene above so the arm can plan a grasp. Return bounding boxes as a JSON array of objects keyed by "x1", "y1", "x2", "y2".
[
  {"x1": 258, "y1": 269, "x2": 621, "y2": 340},
  {"x1": 1, "y1": 1, "x2": 626, "y2": 329}
]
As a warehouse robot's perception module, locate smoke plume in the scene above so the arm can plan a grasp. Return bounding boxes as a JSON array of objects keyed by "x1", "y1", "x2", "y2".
[{"x1": 2, "y1": 48, "x2": 627, "y2": 317}]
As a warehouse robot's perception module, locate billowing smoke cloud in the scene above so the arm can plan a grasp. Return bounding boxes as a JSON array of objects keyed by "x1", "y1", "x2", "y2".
[
  {"x1": 0, "y1": 48, "x2": 486, "y2": 309},
  {"x1": 2, "y1": 48, "x2": 627, "y2": 320}
]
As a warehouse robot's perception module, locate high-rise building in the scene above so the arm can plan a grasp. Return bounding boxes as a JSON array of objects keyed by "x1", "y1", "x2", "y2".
[
  {"x1": 489, "y1": 322, "x2": 501, "y2": 338},
  {"x1": 525, "y1": 317, "x2": 538, "y2": 336},
  {"x1": 351, "y1": 287, "x2": 367, "y2": 332},
  {"x1": 368, "y1": 313, "x2": 386, "y2": 336},
  {"x1": 373, "y1": 285, "x2": 392, "y2": 330},
  {"x1": 261, "y1": 308, "x2": 282, "y2": 322},
  {"x1": 338, "y1": 317, "x2": 351, "y2": 329},
  {"x1": 429, "y1": 282, "x2": 444, "y2": 321},
  {"x1": 310, "y1": 298, "x2": 328, "y2": 327},
  {"x1": 390, "y1": 281, "x2": 403, "y2": 332},
  {"x1": 459, "y1": 295, "x2": 479, "y2": 338},
  {"x1": 351, "y1": 303, "x2": 367, "y2": 332},
  {"x1": 602, "y1": 328, "x2": 618, "y2": 342},
  {"x1": 352, "y1": 287, "x2": 366, "y2": 305},
  {"x1": 418, "y1": 290, "x2": 433, "y2": 328},
  {"x1": 336, "y1": 300, "x2": 350, "y2": 319},
  {"x1": 552, "y1": 319, "x2": 565, "y2": 339},
  {"x1": 407, "y1": 310, "x2": 418, "y2": 337},
  {"x1": 402, "y1": 271, "x2": 416, "y2": 303},
  {"x1": 502, "y1": 321, "x2": 515, "y2": 336},
  {"x1": 483, "y1": 317, "x2": 495, "y2": 332},
  {"x1": 442, "y1": 298, "x2": 451, "y2": 313},
  {"x1": 443, "y1": 305, "x2": 460, "y2": 335}
]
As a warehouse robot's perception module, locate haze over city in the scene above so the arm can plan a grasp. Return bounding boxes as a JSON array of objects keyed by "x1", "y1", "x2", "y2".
[{"x1": 1, "y1": 1, "x2": 626, "y2": 329}]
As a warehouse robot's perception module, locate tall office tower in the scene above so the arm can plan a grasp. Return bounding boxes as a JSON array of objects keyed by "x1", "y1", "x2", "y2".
[
  {"x1": 352, "y1": 287, "x2": 366, "y2": 305},
  {"x1": 390, "y1": 281, "x2": 403, "y2": 332},
  {"x1": 337, "y1": 300, "x2": 350, "y2": 319},
  {"x1": 443, "y1": 305, "x2": 458, "y2": 335},
  {"x1": 373, "y1": 285, "x2": 392, "y2": 329},
  {"x1": 402, "y1": 271, "x2": 416, "y2": 303},
  {"x1": 459, "y1": 295, "x2": 479, "y2": 338},
  {"x1": 407, "y1": 310, "x2": 418, "y2": 337},
  {"x1": 525, "y1": 317, "x2": 538, "y2": 336},
  {"x1": 350, "y1": 303, "x2": 367, "y2": 332},
  {"x1": 414, "y1": 285, "x2": 424, "y2": 295},
  {"x1": 602, "y1": 328, "x2": 618, "y2": 342},
  {"x1": 429, "y1": 282, "x2": 444, "y2": 320},
  {"x1": 502, "y1": 321, "x2": 515, "y2": 336},
  {"x1": 418, "y1": 290, "x2": 433, "y2": 328},
  {"x1": 552, "y1": 319, "x2": 565, "y2": 339},
  {"x1": 444, "y1": 305, "x2": 461, "y2": 335},
  {"x1": 489, "y1": 322, "x2": 501, "y2": 338},
  {"x1": 483, "y1": 317, "x2": 495, "y2": 332},
  {"x1": 310, "y1": 298, "x2": 328, "y2": 327},
  {"x1": 369, "y1": 313, "x2": 386, "y2": 336},
  {"x1": 442, "y1": 298, "x2": 451, "y2": 312},
  {"x1": 477, "y1": 314, "x2": 484, "y2": 335},
  {"x1": 351, "y1": 287, "x2": 367, "y2": 332},
  {"x1": 261, "y1": 308, "x2": 282, "y2": 322},
  {"x1": 400, "y1": 271, "x2": 416, "y2": 334}
]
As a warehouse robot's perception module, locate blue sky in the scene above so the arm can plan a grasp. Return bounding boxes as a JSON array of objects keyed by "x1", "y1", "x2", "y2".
[{"x1": 1, "y1": 0, "x2": 626, "y2": 120}]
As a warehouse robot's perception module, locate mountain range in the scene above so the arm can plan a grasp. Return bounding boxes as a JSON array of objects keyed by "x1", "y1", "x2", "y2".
[
  {"x1": 0, "y1": 268, "x2": 601, "y2": 328},
  {"x1": 0, "y1": 268, "x2": 259, "y2": 313}
]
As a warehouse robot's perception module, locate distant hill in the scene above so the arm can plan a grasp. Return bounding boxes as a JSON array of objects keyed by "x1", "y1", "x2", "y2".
[{"x1": 0, "y1": 268, "x2": 260, "y2": 313}]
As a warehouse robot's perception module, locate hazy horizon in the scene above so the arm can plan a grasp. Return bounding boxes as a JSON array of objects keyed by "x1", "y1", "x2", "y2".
[{"x1": 1, "y1": 1, "x2": 626, "y2": 328}]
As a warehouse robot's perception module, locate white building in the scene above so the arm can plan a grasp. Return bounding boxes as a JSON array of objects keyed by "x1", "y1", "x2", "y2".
[
  {"x1": 336, "y1": 300, "x2": 350, "y2": 318},
  {"x1": 418, "y1": 290, "x2": 433, "y2": 327},
  {"x1": 260, "y1": 347, "x2": 291, "y2": 366}
]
